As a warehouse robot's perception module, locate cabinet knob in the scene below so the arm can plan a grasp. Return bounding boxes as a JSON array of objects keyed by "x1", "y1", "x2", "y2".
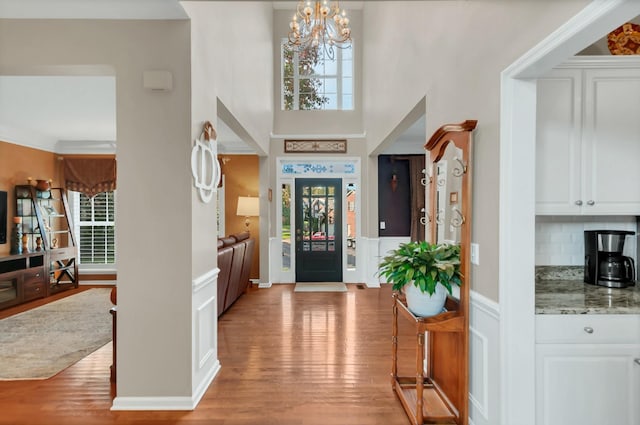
[
  {"x1": 584, "y1": 326, "x2": 594, "y2": 334},
  {"x1": 635, "y1": 358, "x2": 640, "y2": 366},
  {"x1": 586, "y1": 200, "x2": 595, "y2": 206},
  {"x1": 575, "y1": 200, "x2": 583, "y2": 206}
]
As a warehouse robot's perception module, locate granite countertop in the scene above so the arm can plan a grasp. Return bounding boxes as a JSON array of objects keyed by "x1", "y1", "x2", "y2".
[{"x1": 535, "y1": 266, "x2": 640, "y2": 314}]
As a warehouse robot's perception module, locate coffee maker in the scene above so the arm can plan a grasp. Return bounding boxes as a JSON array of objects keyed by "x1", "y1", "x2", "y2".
[{"x1": 584, "y1": 230, "x2": 636, "y2": 288}]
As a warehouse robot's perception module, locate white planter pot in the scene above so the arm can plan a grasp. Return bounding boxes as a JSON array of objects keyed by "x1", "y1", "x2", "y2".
[{"x1": 405, "y1": 283, "x2": 447, "y2": 317}]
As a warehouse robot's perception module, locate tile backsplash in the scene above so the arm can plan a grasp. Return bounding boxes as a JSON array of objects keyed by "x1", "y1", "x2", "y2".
[{"x1": 535, "y1": 216, "x2": 638, "y2": 266}]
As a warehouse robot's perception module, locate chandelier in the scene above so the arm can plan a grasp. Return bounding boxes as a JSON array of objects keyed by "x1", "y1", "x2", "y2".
[{"x1": 288, "y1": 1, "x2": 352, "y2": 60}]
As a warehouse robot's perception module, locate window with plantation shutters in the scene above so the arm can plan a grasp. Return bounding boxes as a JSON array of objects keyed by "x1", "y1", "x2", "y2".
[{"x1": 69, "y1": 191, "x2": 115, "y2": 267}]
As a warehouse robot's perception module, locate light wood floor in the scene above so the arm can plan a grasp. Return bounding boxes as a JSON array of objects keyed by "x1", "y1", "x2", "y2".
[{"x1": 0, "y1": 284, "x2": 422, "y2": 425}]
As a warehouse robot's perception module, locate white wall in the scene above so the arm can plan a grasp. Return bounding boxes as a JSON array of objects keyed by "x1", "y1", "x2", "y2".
[
  {"x1": 0, "y1": 18, "x2": 196, "y2": 404},
  {"x1": 184, "y1": 1, "x2": 273, "y2": 160},
  {"x1": 361, "y1": 0, "x2": 590, "y2": 300},
  {"x1": 184, "y1": 0, "x2": 273, "y2": 277},
  {"x1": 184, "y1": 1, "x2": 273, "y2": 291}
]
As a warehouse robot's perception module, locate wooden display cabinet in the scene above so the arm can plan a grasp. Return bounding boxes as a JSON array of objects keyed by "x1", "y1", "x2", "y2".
[{"x1": 13, "y1": 184, "x2": 78, "y2": 298}]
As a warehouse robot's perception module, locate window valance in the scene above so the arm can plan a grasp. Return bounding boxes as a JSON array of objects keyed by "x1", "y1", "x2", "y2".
[{"x1": 63, "y1": 157, "x2": 116, "y2": 198}]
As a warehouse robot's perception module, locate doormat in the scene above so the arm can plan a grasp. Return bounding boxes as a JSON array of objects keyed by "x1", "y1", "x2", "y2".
[
  {"x1": 294, "y1": 282, "x2": 348, "y2": 292},
  {"x1": 0, "y1": 288, "x2": 113, "y2": 380}
]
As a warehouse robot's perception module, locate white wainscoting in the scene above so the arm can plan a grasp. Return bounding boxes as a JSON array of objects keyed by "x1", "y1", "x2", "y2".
[
  {"x1": 191, "y1": 267, "x2": 221, "y2": 408},
  {"x1": 112, "y1": 267, "x2": 222, "y2": 411},
  {"x1": 469, "y1": 290, "x2": 500, "y2": 425},
  {"x1": 366, "y1": 237, "x2": 411, "y2": 287}
]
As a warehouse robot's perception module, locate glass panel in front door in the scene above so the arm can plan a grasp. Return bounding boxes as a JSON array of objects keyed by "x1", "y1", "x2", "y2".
[{"x1": 295, "y1": 178, "x2": 342, "y2": 282}]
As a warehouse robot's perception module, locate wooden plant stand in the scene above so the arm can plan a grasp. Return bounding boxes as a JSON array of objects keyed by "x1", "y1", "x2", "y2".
[{"x1": 391, "y1": 292, "x2": 467, "y2": 425}]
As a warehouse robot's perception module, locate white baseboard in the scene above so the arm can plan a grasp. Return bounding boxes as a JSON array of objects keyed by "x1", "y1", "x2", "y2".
[
  {"x1": 79, "y1": 280, "x2": 116, "y2": 286},
  {"x1": 111, "y1": 396, "x2": 195, "y2": 411},
  {"x1": 258, "y1": 282, "x2": 272, "y2": 288},
  {"x1": 111, "y1": 360, "x2": 221, "y2": 411},
  {"x1": 192, "y1": 359, "x2": 221, "y2": 408}
]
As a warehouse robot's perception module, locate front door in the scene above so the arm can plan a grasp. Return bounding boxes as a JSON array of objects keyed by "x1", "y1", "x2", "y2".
[{"x1": 295, "y1": 178, "x2": 342, "y2": 282}]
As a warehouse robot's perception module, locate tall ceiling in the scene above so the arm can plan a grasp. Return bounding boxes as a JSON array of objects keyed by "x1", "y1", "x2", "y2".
[{"x1": 0, "y1": 1, "x2": 444, "y2": 155}]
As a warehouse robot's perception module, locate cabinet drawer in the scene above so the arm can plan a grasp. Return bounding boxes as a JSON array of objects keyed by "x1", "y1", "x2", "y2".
[
  {"x1": 23, "y1": 267, "x2": 45, "y2": 283},
  {"x1": 536, "y1": 314, "x2": 640, "y2": 344},
  {"x1": 49, "y1": 247, "x2": 76, "y2": 262},
  {"x1": 22, "y1": 279, "x2": 46, "y2": 302},
  {"x1": 22, "y1": 266, "x2": 46, "y2": 302}
]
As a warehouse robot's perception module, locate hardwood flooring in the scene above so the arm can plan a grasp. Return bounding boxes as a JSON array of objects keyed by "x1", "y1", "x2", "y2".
[{"x1": 0, "y1": 284, "x2": 421, "y2": 425}]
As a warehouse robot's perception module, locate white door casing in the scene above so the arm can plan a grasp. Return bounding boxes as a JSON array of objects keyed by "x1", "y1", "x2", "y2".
[{"x1": 274, "y1": 157, "x2": 362, "y2": 284}]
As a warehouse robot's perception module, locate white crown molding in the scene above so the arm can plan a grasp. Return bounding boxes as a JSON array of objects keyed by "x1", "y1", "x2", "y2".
[
  {"x1": 0, "y1": 125, "x2": 57, "y2": 152},
  {"x1": 218, "y1": 143, "x2": 256, "y2": 155},
  {"x1": 55, "y1": 140, "x2": 116, "y2": 154},
  {"x1": 556, "y1": 54, "x2": 640, "y2": 69}
]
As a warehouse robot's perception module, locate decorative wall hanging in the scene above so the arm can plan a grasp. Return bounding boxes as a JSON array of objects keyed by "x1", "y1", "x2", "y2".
[
  {"x1": 284, "y1": 139, "x2": 347, "y2": 153},
  {"x1": 191, "y1": 121, "x2": 221, "y2": 203},
  {"x1": 607, "y1": 22, "x2": 640, "y2": 55}
]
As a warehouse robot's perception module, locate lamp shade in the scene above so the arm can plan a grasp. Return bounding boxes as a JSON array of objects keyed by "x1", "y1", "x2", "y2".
[{"x1": 236, "y1": 196, "x2": 259, "y2": 217}]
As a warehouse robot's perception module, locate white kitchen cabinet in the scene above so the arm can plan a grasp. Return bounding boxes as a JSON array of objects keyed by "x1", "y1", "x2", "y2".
[
  {"x1": 535, "y1": 314, "x2": 640, "y2": 425},
  {"x1": 536, "y1": 57, "x2": 640, "y2": 215},
  {"x1": 536, "y1": 68, "x2": 582, "y2": 214}
]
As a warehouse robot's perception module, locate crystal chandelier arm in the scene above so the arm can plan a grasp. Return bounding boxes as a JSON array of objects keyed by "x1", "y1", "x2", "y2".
[{"x1": 287, "y1": 1, "x2": 352, "y2": 57}]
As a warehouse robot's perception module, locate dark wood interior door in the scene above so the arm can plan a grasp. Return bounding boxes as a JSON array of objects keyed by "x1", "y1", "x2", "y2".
[{"x1": 295, "y1": 178, "x2": 342, "y2": 282}]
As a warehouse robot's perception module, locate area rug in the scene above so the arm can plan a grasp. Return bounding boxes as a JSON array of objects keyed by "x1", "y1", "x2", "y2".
[
  {"x1": 294, "y1": 282, "x2": 348, "y2": 292},
  {"x1": 0, "y1": 288, "x2": 113, "y2": 380}
]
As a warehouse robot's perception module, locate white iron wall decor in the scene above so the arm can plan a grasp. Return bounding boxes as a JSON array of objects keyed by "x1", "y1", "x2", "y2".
[{"x1": 191, "y1": 121, "x2": 221, "y2": 203}]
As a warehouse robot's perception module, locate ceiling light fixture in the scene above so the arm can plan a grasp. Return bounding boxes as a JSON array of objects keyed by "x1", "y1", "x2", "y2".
[{"x1": 288, "y1": 1, "x2": 352, "y2": 60}]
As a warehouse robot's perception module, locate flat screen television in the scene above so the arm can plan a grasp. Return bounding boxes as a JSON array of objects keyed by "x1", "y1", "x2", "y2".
[{"x1": 0, "y1": 191, "x2": 6, "y2": 244}]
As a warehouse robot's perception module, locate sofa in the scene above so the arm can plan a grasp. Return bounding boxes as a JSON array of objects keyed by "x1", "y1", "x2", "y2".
[
  {"x1": 217, "y1": 231, "x2": 255, "y2": 316},
  {"x1": 110, "y1": 231, "x2": 254, "y2": 318}
]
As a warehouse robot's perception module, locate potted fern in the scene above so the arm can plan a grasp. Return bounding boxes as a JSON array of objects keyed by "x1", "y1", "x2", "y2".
[{"x1": 378, "y1": 241, "x2": 462, "y2": 317}]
